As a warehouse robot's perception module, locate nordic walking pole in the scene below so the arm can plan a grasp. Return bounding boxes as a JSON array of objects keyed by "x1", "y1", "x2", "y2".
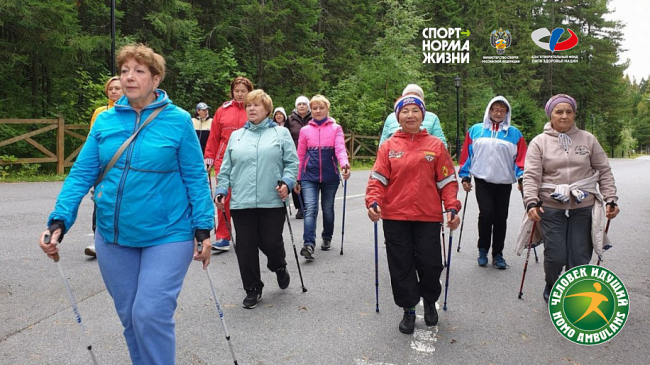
[
  {"x1": 519, "y1": 188, "x2": 539, "y2": 263},
  {"x1": 207, "y1": 167, "x2": 219, "y2": 241},
  {"x1": 197, "y1": 241, "x2": 238, "y2": 365},
  {"x1": 297, "y1": 188, "x2": 306, "y2": 214},
  {"x1": 518, "y1": 222, "x2": 538, "y2": 299},
  {"x1": 221, "y1": 209, "x2": 235, "y2": 247},
  {"x1": 44, "y1": 231, "x2": 99, "y2": 365},
  {"x1": 456, "y1": 191, "x2": 469, "y2": 252},
  {"x1": 371, "y1": 202, "x2": 379, "y2": 313},
  {"x1": 596, "y1": 218, "x2": 612, "y2": 266},
  {"x1": 279, "y1": 181, "x2": 308, "y2": 292},
  {"x1": 340, "y1": 178, "x2": 348, "y2": 255},
  {"x1": 443, "y1": 210, "x2": 457, "y2": 311},
  {"x1": 441, "y1": 224, "x2": 447, "y2": 268}
]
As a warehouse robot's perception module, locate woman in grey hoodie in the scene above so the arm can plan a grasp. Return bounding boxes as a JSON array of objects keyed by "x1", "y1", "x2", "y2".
[{"x1": 523, "y1": 94, "x2": 620, "y2": 303}]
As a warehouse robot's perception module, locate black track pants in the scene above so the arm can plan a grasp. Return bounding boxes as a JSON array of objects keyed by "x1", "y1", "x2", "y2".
[
  {"x1": 540, "y1": 206, "x2": 593, "y2": 286},
  {"x1": 474, "y1": 178, "x2": 512, "y2": 257},
  {"x1": 383, "y1": 220, "x2": 443, "y2": 309},
  {"x1": 231, "y1": 208, "x2": 287, "y2": 292}
]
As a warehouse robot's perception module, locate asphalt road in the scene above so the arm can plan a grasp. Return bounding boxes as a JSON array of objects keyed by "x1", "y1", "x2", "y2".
[{"x1": 1, "y1": 158, "x2": 648, "y2": 365}]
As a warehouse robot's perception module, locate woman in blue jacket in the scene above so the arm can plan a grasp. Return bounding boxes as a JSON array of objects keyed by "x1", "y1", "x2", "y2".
[
  {"x1": 215, "y1": 89, "x2": 299, "y2": 309},
  {"x1": 38, "y1": 44, "x2": 214, "y2": 365}
]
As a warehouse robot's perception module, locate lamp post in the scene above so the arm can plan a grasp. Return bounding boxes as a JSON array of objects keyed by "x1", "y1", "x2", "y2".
[
  {"x1": 454, "y1": 76, "x2": 461, "y2": 160},
  {"x1": 111, "y1": 0, "x2": 116, "y2": 75}
]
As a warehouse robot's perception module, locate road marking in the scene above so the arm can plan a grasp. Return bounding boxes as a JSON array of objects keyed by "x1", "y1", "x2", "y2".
[
  {"x1": 288, "y1": 193, "x2": 365, "y2": 209},
  {"x1": 336, "y1": 193, "x2": 365, "y2": 200},
  {"x1": 354, "y1": 359, "x2": 397, "y2": 365},
  {"x1": 410, "y1": 300, "x2": 439, "y2": 353}
]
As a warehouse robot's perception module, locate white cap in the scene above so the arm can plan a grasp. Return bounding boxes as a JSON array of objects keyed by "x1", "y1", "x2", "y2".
[
  {"x1": 402, "y1": 84, "x2": 425, "y2": 100},
  {"x1": 273, "y1": 107, "x2": 287, "y2": 120},
  {"x1": 295, "y1": 95, "x2": 310, "y2": 109}
]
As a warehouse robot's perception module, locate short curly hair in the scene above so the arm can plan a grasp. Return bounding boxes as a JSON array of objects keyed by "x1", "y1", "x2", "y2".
[
  {"x1": 117, "y1": 43, "x2": 166, "y2": 82},
  {"x1": 244, "y1": 89, "x2": 273, "y2": 117}
]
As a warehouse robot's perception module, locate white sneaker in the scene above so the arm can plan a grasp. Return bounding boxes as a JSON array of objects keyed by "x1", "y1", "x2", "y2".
[{"x1": 84, "y1": 245, "x2": 97, "y2": 257}]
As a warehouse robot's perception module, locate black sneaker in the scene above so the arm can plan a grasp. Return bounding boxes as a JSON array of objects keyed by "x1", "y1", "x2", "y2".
[
  {"x1": 423, "y1": 300, "x2": 439, "y2": 326},
  {"x1": 300, "y1": 245, "x2": 315, "y2": 260},
  {"x1": 321, "y1": 238, "x2": 332, "y2": 251},
  {"x1": 543, "y1": 283, "x2": 552, "y2": 304},
  {"x1": 399, "y1": 309, "x2": 416, "y2": 334},
  {"x1": 276, "y1": 267, "x2": 290, "y2": 289},
  {"x1": 295, "y1": 209, "x2": 303, "y2": 219},
  {"x1": 242, "y1": 289, "x2": 262, "y2": 309}
]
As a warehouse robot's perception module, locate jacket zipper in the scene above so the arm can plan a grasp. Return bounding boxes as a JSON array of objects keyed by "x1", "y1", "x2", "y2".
[
  {"x1": 255, "y1": 128, "x2": 260, "y2": 208},
  {"x1": 114, "y1": 111, "x2": 141, "y2": 243},
  {"x1": 318, "y1": 127, "x2": 322, "y2": 182}
]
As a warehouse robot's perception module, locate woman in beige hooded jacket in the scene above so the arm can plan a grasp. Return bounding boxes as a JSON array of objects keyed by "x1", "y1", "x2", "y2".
[{"x1": 523, "y1": 94, "x2": 620, "y2": 303}]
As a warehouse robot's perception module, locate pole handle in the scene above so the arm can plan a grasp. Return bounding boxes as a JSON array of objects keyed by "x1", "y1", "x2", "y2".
[{"x1": 44, "y1": 232, "x2": 60, "y2": 262}]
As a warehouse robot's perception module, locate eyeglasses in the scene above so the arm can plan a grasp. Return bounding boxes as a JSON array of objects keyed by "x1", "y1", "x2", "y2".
[{"x1": 491, "y1": 108, "x2": 507, "y2": 114}]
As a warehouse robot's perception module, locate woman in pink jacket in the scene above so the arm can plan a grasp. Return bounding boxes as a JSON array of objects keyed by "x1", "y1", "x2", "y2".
[{"x1": 294, "y1": 95, "x2": 350, "y2": 259}]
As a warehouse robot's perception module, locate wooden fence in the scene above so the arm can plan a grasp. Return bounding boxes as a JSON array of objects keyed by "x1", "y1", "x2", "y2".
[
  {"x1": 0, "y1": 119, "x2": 89, "y2": 174},
  {"x1": 0, "y1": 119, "x2": 378, "y2": 175},
  {"x1": 344, "y1": 132, "x2": 379, "y2": 161}
]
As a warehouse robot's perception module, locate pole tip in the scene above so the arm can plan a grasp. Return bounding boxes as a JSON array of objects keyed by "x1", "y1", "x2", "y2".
[
  {"x1": 302, "y1": 288, "x2": 308, "y2": 293},
  {"x1": 518, "y1": 293, "x2": 523, "y2": 299},
  {"x1": 443, "y1": 305, "x2": 447, "y2": 311}
]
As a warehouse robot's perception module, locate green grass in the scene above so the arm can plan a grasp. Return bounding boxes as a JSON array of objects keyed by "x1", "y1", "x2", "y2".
[
  {"x1": 0, "y1": 174, "x2": 67, "y2": 183},
  {"x1": 350, "y1": 159, "x2": 375, "y2": 171}
]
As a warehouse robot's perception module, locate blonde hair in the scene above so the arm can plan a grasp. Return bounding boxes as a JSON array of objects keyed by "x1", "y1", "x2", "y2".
[
  {"x1": 117, "y1": 43, "x2": 166, "y2": 82},
  {"x1": 309, "y1": 94, "x2": 330, "y2": 110},
  {"x1": 104, "y1": 76, "x2": 120, "y2": 96},
  {"x1": 244, "y1": 89, "x2": 273, "y2": 117}
]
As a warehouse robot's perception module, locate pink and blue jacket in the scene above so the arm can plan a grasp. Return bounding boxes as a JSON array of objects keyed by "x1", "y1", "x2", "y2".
[{"x1": 297, "y1": 117, "x2": 350, "y2": 183}]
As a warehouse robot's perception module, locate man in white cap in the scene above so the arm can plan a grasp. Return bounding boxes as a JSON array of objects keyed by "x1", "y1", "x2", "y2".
[
  {"x1": 380, "y1": 84, "x2": 447, "y2": 147},
  {"x1": 287, "y1": 96, "x2": 312, "y2": 219}
]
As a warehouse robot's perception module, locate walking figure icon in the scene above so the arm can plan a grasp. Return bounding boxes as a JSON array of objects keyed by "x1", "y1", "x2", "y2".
[{"x1": 565, "y1": 282, "x2": 609, "y2": 324}]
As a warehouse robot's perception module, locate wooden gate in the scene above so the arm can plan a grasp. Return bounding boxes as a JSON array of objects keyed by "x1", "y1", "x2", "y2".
[{"x1": 0, "y1": 118, "x2": 89, "y2": 174}]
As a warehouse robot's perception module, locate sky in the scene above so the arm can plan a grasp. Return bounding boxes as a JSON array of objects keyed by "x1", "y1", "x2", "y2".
[{"x1": 605, "y1": 0, "x2": 650, "y2": 82}]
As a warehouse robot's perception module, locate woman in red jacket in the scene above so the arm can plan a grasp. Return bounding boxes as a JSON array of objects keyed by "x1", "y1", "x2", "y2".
[
  {"x1": 204, "y1": 76, "x2": 254, "y2": 251},
  {"x1": 366, "y1": 94, "x2": 461, "y2": 334}
]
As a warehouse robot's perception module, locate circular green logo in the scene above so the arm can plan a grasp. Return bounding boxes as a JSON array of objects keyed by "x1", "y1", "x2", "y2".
[{"x1": 548, "y1": 265, "x2": 629, "y2": 345}]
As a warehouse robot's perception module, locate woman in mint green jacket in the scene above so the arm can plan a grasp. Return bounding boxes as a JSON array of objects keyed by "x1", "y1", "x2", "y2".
[{"x1": 215, "y1": 89, "x2": 299, "y2": 309}]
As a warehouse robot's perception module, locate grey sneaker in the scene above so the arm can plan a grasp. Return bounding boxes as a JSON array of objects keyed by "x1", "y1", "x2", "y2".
[
  {"x1": 321, "y1": 238, "x2": 332, "y2": 251},
  {"x1": 300, "y1": 245, "x2": 315, "y2": 260}
]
